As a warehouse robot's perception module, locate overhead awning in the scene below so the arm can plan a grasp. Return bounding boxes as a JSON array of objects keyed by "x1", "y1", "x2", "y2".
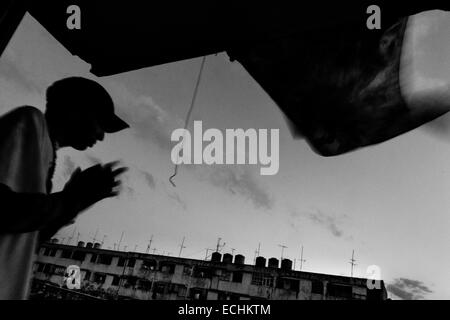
[{"x1": 4, "y1": 1, "x2": 450, "y2": 156}]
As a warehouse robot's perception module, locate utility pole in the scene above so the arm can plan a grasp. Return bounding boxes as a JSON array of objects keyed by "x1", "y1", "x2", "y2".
[
  {"x1": 349, "y1": 250, "x2": 357, "y2": 278},
  {"x1": 278, "y1": 244, "x2": 287, "y2": 261},
  {"x1": 299, "y1": 245, "x2": 306, "y2": 271},
  {"x1": 178, "y1": 237, "x2": 186, "y2": 257},
  {"x1": 146, "y1": 235, "x2": 154, "y2": 254}
]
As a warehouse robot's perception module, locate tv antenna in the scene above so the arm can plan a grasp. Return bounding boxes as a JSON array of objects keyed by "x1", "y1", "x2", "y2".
[
  {"x1": 215, "y1": 238, "x2": 226, "y2": 252},
  {"x1": 278, "y1": 244, "x2": 288, "y2": 260},
  {"x1": 349, "y1": 250, "x2": 357, "y2": 278},
  {"x1": 146, "y1": 235, "x2": 154, "y2": 254},
  {"x1": 299, "y1": 245, "x2": 306, "y2": 271},
  {"x1": 178, "y1": 237, "x2": 186, "y2": 257}
]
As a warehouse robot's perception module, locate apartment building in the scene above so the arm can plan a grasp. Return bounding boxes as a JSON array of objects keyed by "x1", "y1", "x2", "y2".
[{"x1": 32, "y1": 240, "x2": 387, "y2": 300}]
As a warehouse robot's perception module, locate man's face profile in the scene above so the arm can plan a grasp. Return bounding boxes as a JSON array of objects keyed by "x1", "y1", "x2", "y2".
[{"x1": 62, "y1": 109, "x2": 106, "y2": 151}]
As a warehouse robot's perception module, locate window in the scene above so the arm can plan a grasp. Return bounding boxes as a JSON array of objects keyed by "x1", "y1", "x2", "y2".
[
  {"x1": 183, "y1": 265, "x2": 194, "y2": 276},
  {"x1": 93, "y1": 273, "x2": 106, "y2": 284},
  {"x1": 90, "y1": 254, "x2": 98, "y2": 263},
  {"x1": 251, "y1": 273, "x2": 274, "y2": 287},
  {"x1": 177, "y1": 286, "x2": 187, "y2": 297},
  {"x1": 72, "y1": 251, "x2": 86, "y2": 261},
  {"x1": 44, "y1": 264, "x2": 56, "y2": 274},
  {"x1": 232, "y1": 272, "x2": 243, "y2": 283},
  {"x1": 36, "y1": 263, "x2": 45, "y2": 272},
  {"x1": 117, "y1": 257, "x2": 126, "y2": 266},
  {"x1": 42, "y1": 264, "x2": 51, "y2": 274},
  {"x1": 127, "y1": 258, "x2": 136, "y2": 268},
  {"x1": 276, "y1": 278, "x2": 299, "y2": 291},
  {"x1": 98, "y1": 255, "x2": 113, "y2": 265},
  {"x1": 311, "y1": 280, "x2": 324, "y2": 294},
  {"x1": 44, "y1": 248, "x2": 57, "y2": 257},
  {"x1": 83, "y1": 270, "x2": 91, "y2": 281},
  {"x1": 54, "y1": 265, "x2": 66, "y2": 276},
  {"x1": 137, "y1": 279, "x2": 153, "y2": 291},
  {"x1": 219, "y1": 270, "x2": 232, "y2": 282},
  {"x1": 193, "y1": 267, "x2": 213, "y2": 278},
  {"x1": 111, "y1": 275, "x2": 121, "y2": 286},
  {"x1": 159, "y1": 262, "x2": 175, "y2": 274},
  {"x1": 327, "y1": 283, "x2": 352, "y2": 299},
  {"x1": 61, "y1": 249, "x2": 72, "y2": 259},
  {"x1": 124, "y1": 276, "x2": 138, "y2": 287},
  {"x1": 141, "y1": 259, "x2": 157, "y2": 270}
]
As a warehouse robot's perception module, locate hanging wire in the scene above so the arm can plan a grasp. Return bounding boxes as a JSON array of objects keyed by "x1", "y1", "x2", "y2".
[{"x1": 169, "y1": 56, "x2": 207, "y2": 187}]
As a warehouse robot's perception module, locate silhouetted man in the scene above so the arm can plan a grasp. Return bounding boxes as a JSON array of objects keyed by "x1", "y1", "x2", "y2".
[{"x1": 0, "y1": 77, "x2": 129, "y2": 299}]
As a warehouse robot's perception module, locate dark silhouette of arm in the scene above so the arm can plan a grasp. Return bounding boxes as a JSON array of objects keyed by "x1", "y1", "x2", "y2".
[{"x1": 0, "y1": 183, "x2": 70, "y2": 233}]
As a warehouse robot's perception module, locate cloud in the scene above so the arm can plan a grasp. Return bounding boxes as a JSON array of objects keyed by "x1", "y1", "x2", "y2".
[
  {"x1": 104, "y1": 81, "x2": 181, "y2": 151},
  {"x1": 387, "y1": 278, "x2": 433, "y2": 300},
  {"x1": 102, "y1": 82, "x2": 274, "y2": 210},
  {"x1": 167, "y1": 190, "x2": 188, "y2": 211},
  {"x1": 141, "y1": 170, "x2": 156, "y2": 189},
  {"x1": 291, "y1": 209, "x2": 349, "y2": 239},
  {"x1": 200, "y1": 166, "x2": 274, "y2": 210}
]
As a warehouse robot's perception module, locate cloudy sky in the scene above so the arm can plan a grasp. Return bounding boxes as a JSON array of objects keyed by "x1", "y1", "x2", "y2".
[{"x1": 2, "y1": 10, "x2": 450, "y2": 300}]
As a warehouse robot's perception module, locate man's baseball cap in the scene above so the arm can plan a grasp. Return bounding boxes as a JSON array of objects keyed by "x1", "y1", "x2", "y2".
[{"x1": 46, "y1": 77, "x2": 129, "y2": 133}]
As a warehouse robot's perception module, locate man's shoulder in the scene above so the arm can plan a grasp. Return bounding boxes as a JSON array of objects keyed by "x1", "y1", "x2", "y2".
[{"x1": 0, "y1": 106, "x2": 46, "y2": 128}]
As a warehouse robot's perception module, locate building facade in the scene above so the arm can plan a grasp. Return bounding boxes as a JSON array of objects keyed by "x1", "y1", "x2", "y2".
[{"x1": 31, "y1": 241, "x2": 387, "y2": 300}]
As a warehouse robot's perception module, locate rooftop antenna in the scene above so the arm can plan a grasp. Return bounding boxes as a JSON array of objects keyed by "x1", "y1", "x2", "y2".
[
  {"x1": 67, "y1": 227, "x2": 76, "y2": 245},
  {"x1": 278, "y1": 244, "x2": 288, "y2": 261},
  {"x1": 146, "y1": 235, "x2": 154, "y2": 254},
  {"x1": 253, "y1": 243, "x2": 261, "y2": 264},
  {"x1": 178, "y1": 237, "x2": 186, "y2": 257},
  {"x1": 117, "y1": 231, "x2": 124, "y2": 251},
  {"x1": 299, "y1": 245, "x2": 306, "y2": 271},
  {"x1": 205, "y1": 248, "x2": 213, "y2": 260},
  {"x1": 101, "y1": 235, "x2": 107, "y2": 246},
  {"x1": 152, "y1": 248, "x2": 157, "y2": 254},
  {"x1": 349, "y1": 250, "x2": 357, "y2": 278},
  {"x1": 215, "y1": 238, "x2": 226, "y2": 252},
  {"x1": 113, "y1": 243, "x2": 117, "y2": 250},
  {"x1": 92, "y1": 228, "x2": 99, "y2": 243},
  {"x1": 231, "y1": 248, "x2": 236, "y2": 255},
  {"x1": 75, "y1": 232, "x2": 80, "y2": 245}
]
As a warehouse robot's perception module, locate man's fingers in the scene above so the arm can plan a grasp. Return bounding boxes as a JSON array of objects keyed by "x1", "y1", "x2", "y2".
[
  {"x1": 103, "y1": 161, "x2": 121, "y2": 171},
  {"x1": 111, "y1": 167, "x2": 128, "y2": 177}
]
